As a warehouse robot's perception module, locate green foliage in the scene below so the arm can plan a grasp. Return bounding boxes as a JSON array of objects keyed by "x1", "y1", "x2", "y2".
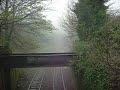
[
  {"x1": 95, "y1": 18, "x2": 120, "y2": 89},
  {"x1": 73, "y1": 14, "x2": 120, "y2": 90},
  {"x1": 72, "y1": 14, "x2": 120, "y2": 90},
  {"x1": 71, "y1": 0, "x2": 120, "y2": 90},
  {"x1": 0, "y1": 0, "x2": 54, "y2": 53},
  {"x1": 74, "y1": 0, "x2": 107, "y2": 40},
  {"x1": 73, "y1": 41, "x2": 109, "y2": 90},
  {"x1": 10, "y1": 68, "x2": 36, "y2": 90},
  {"x1": 11, "y1": 68, "x2": 26, "y2": 90},
  {"x1": 83, "y1": 66, "x2": 108, "y2": 90}
]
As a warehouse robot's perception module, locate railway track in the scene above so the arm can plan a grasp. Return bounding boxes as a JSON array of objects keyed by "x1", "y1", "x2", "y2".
[
  {"x1": 26, "y1": 67, "x2": 78, "y2": 90},
  {"x1": 27, "y1": 68, "x2": 46, "y2": 90},
  {"x1": 1, "y1": 53, "x2": 78, "y2": 90}
]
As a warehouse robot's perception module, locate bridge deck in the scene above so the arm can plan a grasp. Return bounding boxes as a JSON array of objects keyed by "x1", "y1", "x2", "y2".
[
  {"x1": 0, "y1": 53, "x2": 77, "y2": 68},
  {"x1": 0, "y1": 53, "x2": 78, "y2": 90}
]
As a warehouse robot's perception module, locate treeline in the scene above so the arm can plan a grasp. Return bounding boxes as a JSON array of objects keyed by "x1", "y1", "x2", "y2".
[
  {"x1": 69, "y1": 0, "x2": 120, "y2": 90},
  {"x1": 0, "y1": 0, "x2": 53, "y2": 90},
  {"x1": 0, "y1": 0, "x2": 53, "y2": 54}
]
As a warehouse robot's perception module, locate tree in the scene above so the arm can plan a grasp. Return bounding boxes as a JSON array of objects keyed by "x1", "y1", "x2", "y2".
[
  {"x1": 0, "y1": 0, "x2": 53, "y2": 54},
  {"x1": 74, "y1": 0, "x2": 108, "y2": 40},
  {"x1": 72, "y1": 0, "x2": 111, "y2": 90},
  {"x1": 60, "y1": 0, "x2": 78, "y2": 47}
]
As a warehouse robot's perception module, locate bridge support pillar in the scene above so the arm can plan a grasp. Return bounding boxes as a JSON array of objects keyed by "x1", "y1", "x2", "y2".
[{"x1": 2, "y1": 66, "x2": 11, "y2": 90}]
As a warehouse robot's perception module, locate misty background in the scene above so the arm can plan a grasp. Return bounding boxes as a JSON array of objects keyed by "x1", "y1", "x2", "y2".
[{"x1": 13, "y1": 0, "x2": 120, "y2": 53}]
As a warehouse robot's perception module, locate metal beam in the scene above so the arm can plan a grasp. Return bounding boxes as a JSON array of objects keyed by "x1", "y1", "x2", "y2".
[{"x1": 0, "y1": 53, "x2": 77, "y2": 68}]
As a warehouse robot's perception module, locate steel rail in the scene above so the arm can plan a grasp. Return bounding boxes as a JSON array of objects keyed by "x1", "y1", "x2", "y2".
[
  {"x1": 27, "y1": 71, "x2": 38, "y2": 90},
  {"x1": 61, "y1": 67, "x2": 66, "y2": 90},
  {"x1": 38, "y1": 72, "x2": 45, "y2": 90}
]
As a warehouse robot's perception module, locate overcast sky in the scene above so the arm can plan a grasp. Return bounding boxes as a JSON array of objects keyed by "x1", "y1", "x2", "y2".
[
  {"x1": 43, "y1": 0, "x2": 68, "y2": 29},
  {"x1": 43, "y1": 0, "x2": 120, "y2": 29},
  {"x1": 107, "y1": 0, "x2": 120, "y2": 10},
  {"x1": 32, "y1": 0, "x2": 120, "y2": 53}
]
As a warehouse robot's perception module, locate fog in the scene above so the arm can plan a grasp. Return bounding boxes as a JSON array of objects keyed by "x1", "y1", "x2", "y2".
[
  {"x1": 11, "y1": 0, "x2": 73, "y2": 53},
  {"x1": 12, "y1": 29, "x2": 73, "y2": 53},
  {"x1": 29, "y1": 30, "x2": 73, "y2": 53},
  {"x1": 13, "y1": 0, "x2": 120, "y2": 53}
]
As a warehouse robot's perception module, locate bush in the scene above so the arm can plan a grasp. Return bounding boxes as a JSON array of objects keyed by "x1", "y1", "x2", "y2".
[
  {"x1": 72, "y1": 17, "x2": 120, "y2": 90},
  {"x1": 72, "y1": 41, "x2": 109, "y2": 90}
]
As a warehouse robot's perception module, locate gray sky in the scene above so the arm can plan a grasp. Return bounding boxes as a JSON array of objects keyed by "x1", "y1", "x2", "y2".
[
  {"x1": 107, "y1": 0, "x2": 120, "y2": 10},
  {"x1": 43, "y1": 0, "x2": 69, "y2": 29},
  {"x1": 43, "y1": 0, "x2": 120, "y2": 28},
  {"x1": 30, "y1": 0, "x2": 120, "y2": 53}
]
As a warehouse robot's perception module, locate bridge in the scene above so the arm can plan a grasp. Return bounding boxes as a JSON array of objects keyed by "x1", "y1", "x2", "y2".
[{"x1": 0, "y1": 53, "x2": 78, "y2": 90}]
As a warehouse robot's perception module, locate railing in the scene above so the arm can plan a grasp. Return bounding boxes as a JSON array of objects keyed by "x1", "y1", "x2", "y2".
[{"x1": 0, "y1": 53, "x2": 77, "y2": 90}]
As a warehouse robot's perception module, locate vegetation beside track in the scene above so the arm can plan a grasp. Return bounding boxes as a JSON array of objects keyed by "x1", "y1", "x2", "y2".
[{"x1": 71, "y1": 0, "x2": 120, "y2": 90}]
